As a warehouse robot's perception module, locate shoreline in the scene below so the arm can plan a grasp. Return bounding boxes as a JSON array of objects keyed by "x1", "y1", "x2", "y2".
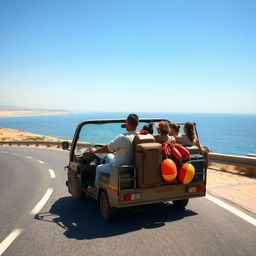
[{"x1": 0, "y1": 109, "x2": 71, "y2": 117}]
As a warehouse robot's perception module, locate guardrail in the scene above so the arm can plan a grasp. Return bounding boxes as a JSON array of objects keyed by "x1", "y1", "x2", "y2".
[
  {"x1": 1, "y1": 141, "x2": 255, "y2": 168},
  {"x1": 0, "y1": 141, "x2": 92, "y2": 148},
  {"x1": 209, "y1": 153, "x2": 256, "y2": 168}
]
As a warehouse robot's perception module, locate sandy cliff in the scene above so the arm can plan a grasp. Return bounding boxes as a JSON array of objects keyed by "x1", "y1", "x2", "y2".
[{"x1": 0, "y1": 127, "x2": 67, "y2": 142}]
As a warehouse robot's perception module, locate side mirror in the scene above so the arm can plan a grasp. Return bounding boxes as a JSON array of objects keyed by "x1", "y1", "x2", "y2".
[{"x1": 62, "y1": 141, "x2": 69, "y2": 150}]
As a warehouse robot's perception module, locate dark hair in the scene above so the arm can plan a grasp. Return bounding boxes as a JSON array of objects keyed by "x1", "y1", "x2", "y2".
[
  {"x1": 184, "y1": 122, "x2": 195, "y2": 142},
  {"x1": 143, "y1": 124, "x2": 153, "y2": 134},
  {"x1": 170, "y1": 123, "x2": 180, "y2": 132},
  {"x1": 127, "y1": 113, "x2": 139, "y2": 127}
]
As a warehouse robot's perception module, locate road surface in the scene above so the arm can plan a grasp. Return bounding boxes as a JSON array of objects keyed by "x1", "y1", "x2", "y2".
[{"x1": 0, "y1": 147, "x2": 255, "y2": 256}]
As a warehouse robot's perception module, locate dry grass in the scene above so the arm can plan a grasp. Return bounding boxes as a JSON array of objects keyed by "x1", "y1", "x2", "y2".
[
  {"x1": 0, "y1": 127, "x2": 67, "y2": 142},
  {"x1": 209, "y1": 163, "x2": 256, "y2": 177}
]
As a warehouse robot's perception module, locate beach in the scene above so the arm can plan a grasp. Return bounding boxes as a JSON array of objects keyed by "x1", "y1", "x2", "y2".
[{"x1": 0, "y1": 109, "x2": 70, "y2": 117}]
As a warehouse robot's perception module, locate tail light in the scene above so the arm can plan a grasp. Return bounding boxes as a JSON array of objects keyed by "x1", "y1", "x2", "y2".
[
  {"x1": 124, "y1": 193, "x2": 141, "y2": 201},
  {"x1": 187, "y1": 186, "x2": 202, "y2": 193}
]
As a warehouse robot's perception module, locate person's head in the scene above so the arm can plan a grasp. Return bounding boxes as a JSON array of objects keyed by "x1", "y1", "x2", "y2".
[
  {"x1": 184, "y1": 122, "x2": 195, "y2": 142},
  {"x1": 157, "y1": 121, "x2": 170, "y2": 135},
  {"x1": 126, "y1": 113, "x2": 139, "y2": 131},
  {"x1": 170, "y1": 123, "x2": 180, "y2": 135},
  {"x1": 142, "y1": 124, "x2": 153, "y2": 134}
]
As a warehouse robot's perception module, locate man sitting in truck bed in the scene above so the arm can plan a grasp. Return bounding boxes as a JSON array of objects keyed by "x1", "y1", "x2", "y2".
[{"x1": 90, "y1": 114, "x2": 139, "y2": 187}]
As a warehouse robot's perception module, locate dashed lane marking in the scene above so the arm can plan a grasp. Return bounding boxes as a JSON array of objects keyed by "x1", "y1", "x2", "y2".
[
  {"x1": 37, "y1": 160, "x2": 44, "y2": 164},
  {"x1": 0, "y1": 228, "x2": 23, "y2": 255},
  {"x1": 30, "y1": 188, "x2": 53, "y2": 215},
  {"x1": 48, "y1": 169, "x2": 56, "y2": 179},
  {"x1": 26, "y1": 156, "x2": 32, "y2": 159},
  {"x1": 206, "y1": 194, "x2": 256, "y2": 227}
]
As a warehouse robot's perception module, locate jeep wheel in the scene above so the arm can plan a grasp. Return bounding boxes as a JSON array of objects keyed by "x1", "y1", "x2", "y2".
[
  {"x1": 99, "y1": 191, "x2": 117, "y2": 221},
  {"x1": 172, "y1": 199, "x2": 189, "y2": 209}
]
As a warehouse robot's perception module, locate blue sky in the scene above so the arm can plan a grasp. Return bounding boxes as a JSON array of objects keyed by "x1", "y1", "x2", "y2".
[{"x1": 0, "y1": 0, "x2": 255, "y2": 113}]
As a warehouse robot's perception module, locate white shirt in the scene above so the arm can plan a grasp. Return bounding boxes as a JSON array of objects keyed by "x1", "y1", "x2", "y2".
[{"x1": 107, "y1": 131, "x2": 137, "y2": 167}]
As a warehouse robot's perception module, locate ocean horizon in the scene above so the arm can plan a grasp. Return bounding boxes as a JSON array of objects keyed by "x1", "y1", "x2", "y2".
[{"x1": 0, "y1": 112, "x2": 255, "y2": 156}]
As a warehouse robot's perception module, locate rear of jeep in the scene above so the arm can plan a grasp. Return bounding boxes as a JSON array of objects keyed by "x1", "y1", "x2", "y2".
[
  {"x1": 63, "y1": 118, "x2": 207, "y2": 221},
  {"x1": 97, "y1": 137, "x2": 206, "y2": 219}
]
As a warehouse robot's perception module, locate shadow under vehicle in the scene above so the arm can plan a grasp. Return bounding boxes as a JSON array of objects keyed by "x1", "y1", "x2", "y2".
[
  {"x1": 35, "y1": 197, "x2": 198, "y2": 240},
  {"x1": 62, "y1": 118, "x2": 207, "y2": 221}
]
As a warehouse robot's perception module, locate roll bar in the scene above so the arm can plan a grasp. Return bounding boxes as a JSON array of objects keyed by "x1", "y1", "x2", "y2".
[{"x1": 69, "y1": 118, "x2": 199, "y2": 161}]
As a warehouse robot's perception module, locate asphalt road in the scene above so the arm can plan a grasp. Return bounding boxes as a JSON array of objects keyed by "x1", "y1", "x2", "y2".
[{"x1": 0, "y1": 146, "x2": 255, "y2": 256}]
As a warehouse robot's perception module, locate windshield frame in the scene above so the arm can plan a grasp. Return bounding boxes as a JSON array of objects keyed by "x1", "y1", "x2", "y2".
[
  {"x1": 69, "y1": 118, "x2": 199, "y2": 161},
  {"x1": 70, "y1": 118, "x2": 169, "y2": 161}
]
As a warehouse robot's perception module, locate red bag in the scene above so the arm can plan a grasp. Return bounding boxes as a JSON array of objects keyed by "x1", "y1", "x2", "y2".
[
  {"x1": 175, "y1": 144, "x2": 190, "y2": 158},
  {"x1": 171, "y1": 146, "x2": 182, "y2": 160}
]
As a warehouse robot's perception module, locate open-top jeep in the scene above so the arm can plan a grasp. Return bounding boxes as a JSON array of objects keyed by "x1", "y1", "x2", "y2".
[{"x1": 62, "y1": 118, "x2": 207, "y2": 221}]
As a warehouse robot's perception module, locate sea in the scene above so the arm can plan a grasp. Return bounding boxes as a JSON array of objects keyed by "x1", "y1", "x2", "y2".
[{"x1": 0, "y1": 112, "x2": 255, "y2": 156}]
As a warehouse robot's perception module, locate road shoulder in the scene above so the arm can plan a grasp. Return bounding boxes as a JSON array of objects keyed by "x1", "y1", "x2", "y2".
[{"x1": 207, "y1": 165, "x2": 256, "y2": 215}]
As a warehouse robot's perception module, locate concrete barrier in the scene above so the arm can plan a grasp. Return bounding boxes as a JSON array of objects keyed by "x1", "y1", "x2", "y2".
[{"x1": 0, "y1": 141, "x2": 92, "y2": 148}]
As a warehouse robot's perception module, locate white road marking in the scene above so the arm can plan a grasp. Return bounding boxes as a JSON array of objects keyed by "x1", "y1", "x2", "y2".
[
  {"x1": 26, "y1": 155, "x2": 32, "y2": 159},
  {"x1": 37, "y1": 160, "x2": 44, "y2": 164},
  {"x1": 0, "y1": 228, "x2": 23, "y2": 255},
  {"x1": 12, "y1": 153, "x2": 18, "y2": 156},
  {"x1": 1, "y1": 151, "x2": 8, "y2": 154},
  {"x1": 30, "y1": 188, "x2": 53, "y2": 215},
  {"x1": 48, "y1": 169, "x2": 56, "y2": 179},
  {"x1": 206, "y1": 194, "x2": 256, "y2": 227}
]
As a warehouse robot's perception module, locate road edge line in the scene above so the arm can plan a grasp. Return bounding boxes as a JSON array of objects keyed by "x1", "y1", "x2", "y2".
[{"x1": 206, "y1": 193, "x2": 256, "y2": 227}]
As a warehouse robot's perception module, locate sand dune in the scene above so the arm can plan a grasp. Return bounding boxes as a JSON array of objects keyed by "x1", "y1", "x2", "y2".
[{"x1": 0, "y1": 127, "x2": 67, "y2": 142}]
